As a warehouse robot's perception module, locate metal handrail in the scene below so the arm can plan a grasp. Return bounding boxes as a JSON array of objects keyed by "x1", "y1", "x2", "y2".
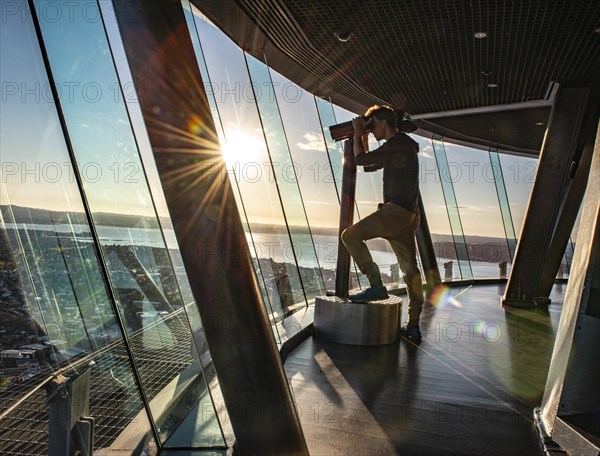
[{"x1": 0, "y1": 306, "x2": 187, "y2": 422}]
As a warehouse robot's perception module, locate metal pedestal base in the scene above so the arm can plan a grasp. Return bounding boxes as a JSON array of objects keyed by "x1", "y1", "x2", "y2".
[{"x1": 314, "y1": 295, "x2": 402, "y2": 345}]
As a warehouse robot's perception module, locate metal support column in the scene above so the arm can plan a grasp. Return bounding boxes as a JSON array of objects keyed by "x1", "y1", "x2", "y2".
[
  {"x1": 112, "y1": 1, "x2": 307, "y2": 454},
  {"x1": 415, "y1": 192, "x2": 441, "y2": 294},
  {"x1": 335, "y1": 139, "x2": 357, "y2": 298},
  {"x1": 534, "y1": 87, "x2": 600, "y2": 299},
  {"x1": 503, "y1": 84, "x2": 596, "y2": 307}
]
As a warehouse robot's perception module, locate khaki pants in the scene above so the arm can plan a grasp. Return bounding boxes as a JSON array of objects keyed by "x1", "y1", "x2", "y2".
[{"x1": 341, "y1": 203, "x2": 424, "y2": 325}]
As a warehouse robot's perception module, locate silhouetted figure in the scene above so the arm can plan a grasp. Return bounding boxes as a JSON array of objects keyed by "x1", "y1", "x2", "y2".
[{"x1": 342, "y1": 105, "x2": 424, "y2": 342}]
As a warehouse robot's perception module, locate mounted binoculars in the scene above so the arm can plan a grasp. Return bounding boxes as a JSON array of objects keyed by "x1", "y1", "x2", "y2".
[{"x1": 329, "y1": 114, "x2": 417, "y2": 142}]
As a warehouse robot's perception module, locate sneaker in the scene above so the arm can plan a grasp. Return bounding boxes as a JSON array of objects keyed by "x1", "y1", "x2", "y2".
[
  {"x1": 400, "y1": 324, "x2": 422, "y2": 343},
  {"x1": 349, "y1": 285, "x2": 389, "y2": 303}
]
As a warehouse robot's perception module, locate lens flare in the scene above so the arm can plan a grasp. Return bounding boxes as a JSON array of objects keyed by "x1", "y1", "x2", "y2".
[{"x1": 429, "y1": 284, "x2": 463, "y2": 309}]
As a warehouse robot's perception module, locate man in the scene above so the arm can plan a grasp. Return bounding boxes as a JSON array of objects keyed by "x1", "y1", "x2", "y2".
[{"x1": 341, "y1": 104, "x2": 424, "y2": 342}]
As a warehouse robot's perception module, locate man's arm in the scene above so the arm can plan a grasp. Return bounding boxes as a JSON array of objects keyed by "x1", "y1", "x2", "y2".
[
  {"x1": 352, "y1": 116, "x2": 384, "y2": 171},
  {"x1": 352, "y1": 116, "x2": 369, "y2": 157}
]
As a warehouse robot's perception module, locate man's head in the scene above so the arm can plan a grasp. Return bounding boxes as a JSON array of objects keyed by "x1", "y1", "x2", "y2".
[{"x1": 364, "y1": 105, "x2": 399, "y2": 140}]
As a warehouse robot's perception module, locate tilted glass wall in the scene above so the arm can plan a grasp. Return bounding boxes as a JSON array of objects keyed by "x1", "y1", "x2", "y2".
[
  {"x1": 182, "y1": 1, "x2": 280, "y2": 347},
  {"x1": 415, "y1": 137, "x2": 461, "y2": 280},
  {"x1": 498, "y1": 153, "x2": 538, "y2": 237},
  {"x1": 192, "y1": 10, "x2": 311, "y2": 339},
  {"x1": 0, "y1": 3, "x2": 156, "y2": 453},
  {"x1": 432, "y1": 138, "x2": 474, "y2": 279},
  {"x1": 246, "y1": 54, "x2": 325, "y2": 301},
  {"x1": 1, "y1": 1, "x2": 224, "y2": 452},
  {"x1": 489, "y1": 148, "x2": 517, "y2": 264},
  {"x1": 445, "y1": 143, "x2": 510, "y2": 278},
  {"x1": 2, "y1": 0, "x2": 557, "y2": 453},
  {"x1": 498, "y1": 152, "x2": 575, "y2": 279}
]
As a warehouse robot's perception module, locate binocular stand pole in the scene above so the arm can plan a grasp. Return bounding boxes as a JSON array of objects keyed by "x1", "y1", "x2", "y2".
[
  {"x1": 315, "y1": 138, "x2": 402, "y2": 345},
  {"x1": 334, "y1": 139, "x2": 357, "y2": 298}
]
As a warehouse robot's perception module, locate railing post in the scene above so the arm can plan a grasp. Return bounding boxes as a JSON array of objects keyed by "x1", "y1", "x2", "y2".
[{"x1": 46, "y1": 366, "x2": 94, "y2": 456}]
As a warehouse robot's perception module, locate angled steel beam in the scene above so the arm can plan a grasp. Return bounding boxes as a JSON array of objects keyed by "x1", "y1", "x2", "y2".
[
  {"x1": 503, "y1": 84, "x2": 595, "y2": 307},
  {"x1": 534, "y1": 87, "x2": 600, "y2": 299}
]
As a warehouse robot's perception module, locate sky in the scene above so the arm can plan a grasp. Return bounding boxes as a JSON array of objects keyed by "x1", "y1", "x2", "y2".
[{"x1": 1, "y1": 0, "x2": 539, "y2": 241}]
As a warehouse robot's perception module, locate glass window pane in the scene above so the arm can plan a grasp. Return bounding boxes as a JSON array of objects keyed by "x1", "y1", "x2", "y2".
[
  {"x1": 246, "y1": 54, "x2": 325, "y2": 301},
  {"x1": 33, "y1": 0, "x2": 220, "y2": 445},
  {"x1": 444, "y1": 143, "x2": 509, "y2": 279},
  {"x1": 489, "y1": 149, "x2": 517, "y2": 264},
  {"x1": 432, "y1": 139, "x2": 473, "y2": 279},
  {"x1": 315, "y1": 97, "x2": 343, "y2": 199},
  {"x1": 1, "y1": 5, "x2": 153, "y2": 453},
  {"x1": 268, "y1": 70, "x2": 343, "y2": 291},
  {"x1": 194, "y1": 12, "x2": 306, "y2": 321},
  {"x1": 415, "y1": 136, "x2": 461, "y2": 280},
  {"x1": 184, "y1": 3, "x2": 281, "y2": 346},
  {"x1": 499, "y1": 154, "x2": 538, "y2": 238}
]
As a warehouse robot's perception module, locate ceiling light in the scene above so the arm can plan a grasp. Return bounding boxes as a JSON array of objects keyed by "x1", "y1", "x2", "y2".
[
  {"x1": 335, "y1": 31, "x2": 352, "y2": 42},
  {"x1": 487, "y1": 83, "x2": 499, "y2": 88},
  {"x1": 535, "y1": 122, "x2": 544, "y2": 126},
  {"x1": 595, "y1": 27, "x2": 600, "y2": 34},
  {"x1": 474, "y1": 32, "x2": 487, "y2": 39}
]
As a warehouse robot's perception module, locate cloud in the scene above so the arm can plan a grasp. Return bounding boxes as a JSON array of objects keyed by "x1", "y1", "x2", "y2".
[
  {"x1": 296, "y1": 132, "x2": 326, "y2": 152},
  {"x1": 303, "y1": 200, "x2": 336, "y2": 206},
  {"x1": 357, "y1": 200, "x2": 382, "y2": 206},
  {"x1": 421, "y1": 144, "x2": 434, "y2": 158}
]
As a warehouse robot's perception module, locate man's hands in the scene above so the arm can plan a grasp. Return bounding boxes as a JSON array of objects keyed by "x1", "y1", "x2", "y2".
[
  {"x1": 353, "y1": 116, "x2": 370, "y2": 157},
  {"x1": 352, "y1": 116, "x2": 370, "y2": 135}
]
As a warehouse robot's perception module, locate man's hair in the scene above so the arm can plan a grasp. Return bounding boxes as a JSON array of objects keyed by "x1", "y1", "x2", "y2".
[{"x1": 364, "y1": 104, "x2": 399, "y2": 129}]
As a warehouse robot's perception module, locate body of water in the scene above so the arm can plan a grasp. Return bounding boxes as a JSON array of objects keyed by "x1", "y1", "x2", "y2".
[{"x1": 4, "y1": 223, "x2": 538, "y2": 280}]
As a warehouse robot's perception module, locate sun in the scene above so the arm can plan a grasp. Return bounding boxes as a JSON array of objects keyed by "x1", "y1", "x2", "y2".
[{"x1": 220, "y1": 130, "x2": 263, "y2": 168}]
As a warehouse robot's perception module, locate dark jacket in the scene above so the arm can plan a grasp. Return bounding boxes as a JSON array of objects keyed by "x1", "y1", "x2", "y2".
[{"x1": 355, "y1": 132, "x2": 420, "y2": 214}]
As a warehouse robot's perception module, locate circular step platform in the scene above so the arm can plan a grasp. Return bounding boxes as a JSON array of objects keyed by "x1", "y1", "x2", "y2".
[{"x1": 314, "y1": 295, "x2": 402, "y2": 345}]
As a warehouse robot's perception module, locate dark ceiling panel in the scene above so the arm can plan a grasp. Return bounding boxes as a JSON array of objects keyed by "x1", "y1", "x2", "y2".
[
  {"x1": 421, "y1": 106, "x2": 552, "y2": 154},
  {"x1": 230, "y1": 0, "x2": 600, "y2": 113},
  {"x1": 195, "y1": 0, "x2": 599, "y2": 151}
]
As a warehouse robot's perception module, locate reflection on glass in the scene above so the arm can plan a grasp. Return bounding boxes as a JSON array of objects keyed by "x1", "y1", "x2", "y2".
[
  {"x1": 101, "y1": 0, "x2": 221, "y2": 393},
  {"x1": 33, "y1": 0, "x2": 218, "y2": 445},
  {"x1": 315, "y1": 97, "x2": 344, "y2": 199},
  {"x1": 498, "y1": 152, "x2": 538, "y2": 276},
  {"x1": 183, "y1": 2, "x2": 281, "y2": 345},
  {"x1": 489, "y1": 149, "x2": 517, "y2": 264},
  {"x1": 194, "y1": 10, "x2": 307, "y2": 320},
  {"x1": 415, "y1": 137, "x2": 461, "y2": 280},
  {"x1": 246, "y1": 54, "x2": 325, "y2": 301},
  {"x1": 499, "y1": 153, "x2": 538, "y2": 237},
  {"x1": 0, "y1": 4, "x2": 150, "y2": 453},
  {"x1": 445, "y1": 142, "x2": 508, "y2": 278},
  {"x1": 431, "y1": 138, "x2": 473, "y2": 279}
]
